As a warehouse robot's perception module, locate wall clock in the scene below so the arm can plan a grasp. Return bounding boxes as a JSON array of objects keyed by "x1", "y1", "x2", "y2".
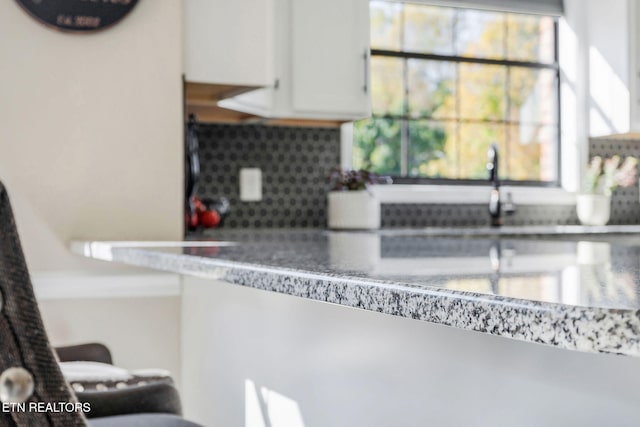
[{"x1": 15, "y1": 0, "x2": 139, "y2": 33}]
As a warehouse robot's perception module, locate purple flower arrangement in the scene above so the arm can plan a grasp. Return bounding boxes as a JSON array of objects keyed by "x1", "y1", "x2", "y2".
[{"x1": 328, "y1": 168, "x2": 392, "y2": 192}]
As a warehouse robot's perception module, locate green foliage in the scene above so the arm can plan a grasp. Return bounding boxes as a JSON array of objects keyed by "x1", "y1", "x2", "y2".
[
  {"x1": 408, "y1": 121, "x2": 447, "y2": 176},
  {"x1": 353, "y1": 118, "x2": 401, "y2": 174},
  {"x1": 355, "y1": 2, "x2": 557, "y2": 182}
]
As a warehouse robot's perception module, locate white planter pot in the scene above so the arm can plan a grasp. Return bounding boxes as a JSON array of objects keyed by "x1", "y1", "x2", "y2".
[
  {"x1": 327, "y1": 191, "x2": 380, "y2": 230},
  {"x1": 576, "y1": 194, "x2": 611, "y2": 226}
]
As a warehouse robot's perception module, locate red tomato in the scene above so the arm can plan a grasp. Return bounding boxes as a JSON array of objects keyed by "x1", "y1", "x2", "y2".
[
  {"x1": 193, "y1": 197, "x2": 206, "y2": 214},
  {"x1": 189, "y1": 213, "x2": 199, "y2": 228},
  {"x1": 199, "y1": 210, "x2": 221, "y2": 228}
]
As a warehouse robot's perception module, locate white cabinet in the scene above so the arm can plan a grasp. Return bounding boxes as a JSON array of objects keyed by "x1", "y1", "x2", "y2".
[
  {"x1": 290, "y1": 0, "x2": 370, "y2": 117},
  {"x1": 219, "y1": 0, "x2": 371, "y2": 121},
  {"x1": 183, "y1": 0, "x2": 274, "y2": 87}
]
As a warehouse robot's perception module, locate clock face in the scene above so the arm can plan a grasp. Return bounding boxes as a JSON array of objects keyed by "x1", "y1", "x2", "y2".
[{"x1": 15, "y1": 0, "x2": 139, "y2": 33}]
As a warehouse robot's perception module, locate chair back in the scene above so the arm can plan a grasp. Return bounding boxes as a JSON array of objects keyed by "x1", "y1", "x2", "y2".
[{"x1": 0, "y1": 183, "x2": 86, "y2": 426}]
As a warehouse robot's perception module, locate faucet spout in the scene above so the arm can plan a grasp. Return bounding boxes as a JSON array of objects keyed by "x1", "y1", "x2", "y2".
[
  {"x1": 487, "y1": 143, "x2": 499, "y2": 187},
  {"x1": 487, "y1": 143, "x2": 505, "y2": 227}
]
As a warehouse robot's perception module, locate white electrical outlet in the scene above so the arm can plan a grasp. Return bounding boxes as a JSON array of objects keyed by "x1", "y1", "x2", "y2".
[{"x1": 239, "y1": 168, "x2": 263, "y2": 202}]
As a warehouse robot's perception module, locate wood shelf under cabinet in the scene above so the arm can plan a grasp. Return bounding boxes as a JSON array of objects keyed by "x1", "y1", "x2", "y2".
[
  {"x1": 184, "y1": 81, "x2": 343, "y2": 128},
  {"x1": 185, "y1": 82, "x2": 259, "y2": 105}
]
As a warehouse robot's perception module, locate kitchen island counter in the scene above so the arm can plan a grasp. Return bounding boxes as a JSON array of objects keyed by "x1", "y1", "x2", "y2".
[{"x1": 71, "y1": 229, "x2": 640, "y2": 357}]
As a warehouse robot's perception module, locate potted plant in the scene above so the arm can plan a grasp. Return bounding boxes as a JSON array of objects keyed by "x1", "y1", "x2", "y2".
[
  {"x1": 577, "y1": 155, "x2": 637, "y2": 225},
  {"x1": 327, "y1": 168, "x2": 391, "y2": 230}
]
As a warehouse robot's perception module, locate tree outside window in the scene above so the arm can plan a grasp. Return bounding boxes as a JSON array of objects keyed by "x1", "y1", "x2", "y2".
[{"x1": 354, "y1": 1, "x2": 559, "y2": 184}]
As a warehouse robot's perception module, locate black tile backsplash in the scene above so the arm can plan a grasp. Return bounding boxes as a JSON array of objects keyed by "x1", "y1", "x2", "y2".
[
  {"x1": 195, "y1": 124, "x2": 640, "y2": 230},
  {"x1": 381, "y1": 204, "x2": 578, "y2": 228},
  {"x1": 197, "y1": 123, "x2": 340, "y2": 228},
  {"x1": 589, "y1": 137, "x2": 640, "y2": 224}
]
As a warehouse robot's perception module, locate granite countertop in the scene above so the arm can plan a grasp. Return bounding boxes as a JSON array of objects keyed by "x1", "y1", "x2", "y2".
[{"x1": 71, "y1": 228, "x2": 640, "y2": 357}]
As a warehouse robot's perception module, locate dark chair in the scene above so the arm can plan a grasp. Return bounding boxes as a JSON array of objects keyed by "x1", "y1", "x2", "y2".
[
  {"x1": 55, "y1": 342, "x2": 182, "y2": 419},
  {"x1": 56, "y1": 343, "x2": 114, "y2": 365},
  {"x1": 0, "y1": 182, "x2": 202, "y2": 427}
]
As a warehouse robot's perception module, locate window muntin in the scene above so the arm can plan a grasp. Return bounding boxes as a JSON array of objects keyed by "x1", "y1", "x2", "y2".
[{"x1": 355, "y1": 1, "x2": 560, "y2": 184}]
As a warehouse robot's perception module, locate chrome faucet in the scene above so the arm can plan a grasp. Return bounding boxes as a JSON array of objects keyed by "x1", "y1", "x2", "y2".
[{"x1": 487, "y1": 143, "x2": 515, "y2": 227}]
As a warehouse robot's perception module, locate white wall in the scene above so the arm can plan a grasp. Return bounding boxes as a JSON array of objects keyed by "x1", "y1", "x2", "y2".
[
  {"x1": 559, "y1": 0, "x2": 590, "y2": 192},
  {"x1": 0, "y1": 0, "x2": 183, "y2": 274},
  {"x1": 39, "y1": 294, "x2": 182, "y2": 389},
  {"x1": 559, "y1": 0, "x2": 633, "y2": 191},
  {"x1": 182, "y1": 277, "x2": 640, "y2": 427},
  {"x1": 33, "y1": 273, "x2": 182, "y2": 380},
  {"x1": 560, "y1": 0, "x2": 636, "y2": 139},
  {"x1": 585, "y1": 0, "x2": 631, "y2": 136}
]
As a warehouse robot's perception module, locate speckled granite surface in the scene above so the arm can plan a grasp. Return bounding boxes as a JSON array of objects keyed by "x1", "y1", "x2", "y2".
[{"x1": 72, "y1": 229, "x2": 640, "y2": 357}]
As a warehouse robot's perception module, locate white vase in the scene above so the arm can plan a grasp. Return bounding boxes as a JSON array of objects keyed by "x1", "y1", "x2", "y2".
[
  {"x1": 576, "y1": 194, "x2": 611, "y2": 226},
  {"x1": 327, "y1": 191, "x2": 380, "y2": 230}
]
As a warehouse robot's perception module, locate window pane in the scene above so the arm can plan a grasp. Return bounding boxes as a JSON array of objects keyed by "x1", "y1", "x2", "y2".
[
  {"x1": 456, "y1": 9, "x2": 505, "y2": 59},
  {"x1": 506, "y1": 124, "x2": 558, "y2": 181},
  {"x1": 353, "y1": 117, "x2": 402, "y2": 175},
  {"x1": 403, "y1": 4, "x2": 454, "y2": 55},
  {"x1": 371, "y1": 57, "x2": 404, "y2": 116},
  {"x1": 459, "y1": 64, "x2": 507, "y2": 121},
  {"x1": 408, "y1": 120, "x2": 457, "y2": 178},
  {"x1": 508, "y1": 67, "x2": 557, "y2": 125},
  {"x1": 359, "y1": 2, "x2": 560, "y2": 184},
  {"x1": 407, "y1": 59, "x2": 456, "y2": 119},
  {"x1": 507, "y1": 14, "x2": 555, "y2": 63},
  {"x1": 370, "y1": 1, "x2": 402, "y2": 51},
  {"x1": 458, "y1": 124, "x2": 506, "y2": 179}
]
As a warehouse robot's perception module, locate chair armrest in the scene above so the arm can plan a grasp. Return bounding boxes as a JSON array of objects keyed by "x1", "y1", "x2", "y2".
[
  {"x1": 55, "y1": 343, "x2": 113, "y2": 364},
  {"x1": 76, "y1": 382, "x2": 182, "y2": 419}
]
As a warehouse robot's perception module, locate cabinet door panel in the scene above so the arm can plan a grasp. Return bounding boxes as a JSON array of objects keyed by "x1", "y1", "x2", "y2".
[
  {"x1": 291, "y1": 0, "x2": 370, "y2": 117},
  {"x1": 184, "y1": 0, "x2": 273, "y2": 86}
]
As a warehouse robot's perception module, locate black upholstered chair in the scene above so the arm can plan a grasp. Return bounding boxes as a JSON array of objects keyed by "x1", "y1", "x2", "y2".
[
  {"x1": 56, "y1": 343, "x2": 114, "y2": 365},
  {"x1": 0, "y1": 182, "x2": 202, "y2": 427},
  {"x1": 55, "y1": 342, "x2": 184, "y2": 419}
]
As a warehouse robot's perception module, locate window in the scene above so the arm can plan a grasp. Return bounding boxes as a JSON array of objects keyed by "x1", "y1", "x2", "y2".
[{"x1": 354, "y1": 1, "x2": 560, "y2": 185}]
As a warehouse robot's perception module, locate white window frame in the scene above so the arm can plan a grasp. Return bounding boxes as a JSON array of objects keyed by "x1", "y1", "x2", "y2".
[
  {"x1": 343, "y1": 120, "x2": 575, "y2": 205},
  {"x1": 342, "y1": 7, "x2": 584, "y2": 207}
]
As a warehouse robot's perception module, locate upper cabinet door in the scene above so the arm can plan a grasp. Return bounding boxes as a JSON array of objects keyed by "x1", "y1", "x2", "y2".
[
  {"x1": 184, "y1": 0, "x2": 274, "y2": 87},
  {"x1": 216, "y1": 0, "x2": 372, "y2": 121},
  {"x1": 290, "y1": 0, "x2": 371, "y2": 117}
]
